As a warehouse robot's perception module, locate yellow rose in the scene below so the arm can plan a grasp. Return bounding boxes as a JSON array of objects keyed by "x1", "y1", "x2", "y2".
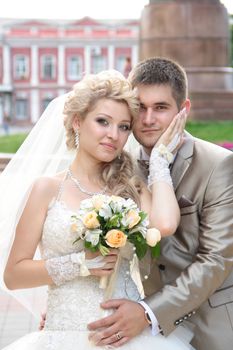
[
  {"x1": 106, "y1": 229, "x2": 127, "y2": 248},
  {"x1": 126, "y1": 209, "x2": 141, "y2": 229},
  {"x1": 92, "y1": 195, "x2": 104, "y2": 210},
  {"x1": 70, "y1": 223, "x2": 78, "y2": 233},
  {"x1": 146, "y1": 228, "x2": 161, "y2": 247},
  {"x1": 83, "y1": 211, "x2": 100, "y2": 229}
]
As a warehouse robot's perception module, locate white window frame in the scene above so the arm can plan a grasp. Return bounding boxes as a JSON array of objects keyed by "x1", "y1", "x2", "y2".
[
  {"x1": 67, "y1": 55, "x2": 83, "y2": 81},
  {"x1": 41, "y1": 55, "x2": 56, "y2": 80},
  {"x1": 15, "y1": 98, "x2": 28, "y2": 120},
  {"x1": 92, "y1": 55, "x2": 107, "y2": 74},
  {"x1": 116, "y1": 55, "x2": 127, "y2": 74},
  {"x1": 14, "y1": 55, "x2": 29, "y2": 80}
]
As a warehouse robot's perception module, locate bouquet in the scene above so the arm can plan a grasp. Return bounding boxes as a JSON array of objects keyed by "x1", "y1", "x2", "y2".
[{"x1": 71, "y1": 194, "x2": 161, "y2": 288}]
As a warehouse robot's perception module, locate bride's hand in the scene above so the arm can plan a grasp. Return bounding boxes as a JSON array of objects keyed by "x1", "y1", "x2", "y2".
[
  {"x1": 85, "y1": 249, "x2": 118, "y2": 277},
  {"x1": 155, "y1": 107, "x2": 187, "y2": 154}
]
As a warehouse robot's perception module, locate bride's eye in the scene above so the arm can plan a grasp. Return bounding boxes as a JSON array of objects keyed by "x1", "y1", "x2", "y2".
[
  {"x1": 96, "y1": 118, "x2": 109, "y2": 126},
  {"x1": 119, "y1": 124, "x2": 131, "y2": 132}
]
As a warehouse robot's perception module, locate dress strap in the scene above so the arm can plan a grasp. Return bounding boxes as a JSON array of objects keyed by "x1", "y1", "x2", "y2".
[{"x1": 56, "y1": 170, "x2": 69, "y2": 201}]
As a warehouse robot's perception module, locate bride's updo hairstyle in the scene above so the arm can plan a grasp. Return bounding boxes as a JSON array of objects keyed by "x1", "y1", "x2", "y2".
[{"x1": 63, "y1": 70, "x2": 140, "y2": 205}]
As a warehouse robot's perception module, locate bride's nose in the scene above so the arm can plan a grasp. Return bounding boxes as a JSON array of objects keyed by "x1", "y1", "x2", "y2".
[{"x1": 107, "y1": 125, "x2": 119, "y2": 140}]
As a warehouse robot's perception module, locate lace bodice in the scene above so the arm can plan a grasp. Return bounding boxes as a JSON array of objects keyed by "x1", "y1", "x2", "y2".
[{"x1": 40, "y1": 200, "x2": 140, "y2": 331}]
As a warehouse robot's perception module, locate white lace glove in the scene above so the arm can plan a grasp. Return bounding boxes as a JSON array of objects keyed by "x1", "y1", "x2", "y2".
[
  {"x1": 148, "y1": 108, "x2": 187, "y2": 189},
  {"x1": 148, "y1": 144, "x2": 173, "y2": 189},
  {"x1": 45, "y1": 251, "x2": 105, "y2": 286}
]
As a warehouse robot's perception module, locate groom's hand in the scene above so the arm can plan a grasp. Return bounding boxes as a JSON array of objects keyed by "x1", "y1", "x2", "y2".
[{"x1": 88, "y1": 299, "x2": 149, "y2": 347}]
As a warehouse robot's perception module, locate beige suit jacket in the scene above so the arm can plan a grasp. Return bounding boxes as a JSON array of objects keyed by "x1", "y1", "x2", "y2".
[{"x1": 133, "y1": 132, "x2": 233, "y2": 350}]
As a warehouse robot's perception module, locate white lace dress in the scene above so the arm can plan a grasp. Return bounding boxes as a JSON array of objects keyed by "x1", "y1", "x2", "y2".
[{"x1": 3, "y1": 199, "x2": 194, "y2": 350}]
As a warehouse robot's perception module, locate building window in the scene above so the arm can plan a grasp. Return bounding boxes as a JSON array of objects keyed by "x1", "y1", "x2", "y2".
[
  {"x1": 42, "y1": 98, "x2": 53, "y2": 111},
  {"x1": 92, "y1": 55, "x2": 107, "y2": 74},
  {"x1": 116, "y1": 56, "x2": 127, "y2": 74},
  {"x1": 14, "y1": 55, "x2": 29, "y2": 80},
  {"x1": 68, "y1": 56, "x2": 82, "y2": 81},
  {"x1": 41, "y1": 55, "x2": 56, "y2": 80},
  {"x1": 15, "y1": 99, "x2": 28, "y2": 120}
]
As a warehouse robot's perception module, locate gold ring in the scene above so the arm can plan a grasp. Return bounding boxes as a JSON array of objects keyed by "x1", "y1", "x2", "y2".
[{"x1": 115, "y1": 332, "x2": 122, "y2": 341}]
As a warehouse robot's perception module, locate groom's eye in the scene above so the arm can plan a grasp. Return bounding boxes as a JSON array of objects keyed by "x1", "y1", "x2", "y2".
[{"x1": 139, "y1": 104, "x2": 146, "y2": 111}]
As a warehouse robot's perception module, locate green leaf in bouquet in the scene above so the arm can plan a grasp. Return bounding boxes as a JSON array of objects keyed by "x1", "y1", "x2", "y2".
[
  {"x1": 97, "y1": 214, "x2": 106, "y2": 226},
  {"x1": 99, "y1": 243, "x2": 110, "y2": 256},
  {"x1": 128, "y1": 233, "x2": 148, "y2": 260},
  {"x1": 139, "y1": 211, "x2": 147, "y2": 222},
  {"x1": 84, "y1": 241, "x2": 98, "y2": 252},
  {"x1": 108, "y1": 214, "x2": 121, "y2": 228},
  {"x1": 151, "y1": 242, "x2": 160, "y2": 258}
]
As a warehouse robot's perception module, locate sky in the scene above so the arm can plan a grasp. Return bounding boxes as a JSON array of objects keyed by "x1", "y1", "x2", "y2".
[{"x1": 0, "y1": 0, "x2": 232, "y2": 20}]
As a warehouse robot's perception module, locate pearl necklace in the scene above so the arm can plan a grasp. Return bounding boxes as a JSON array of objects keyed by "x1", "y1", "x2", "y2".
[{"x1": 67, "y1": 168, "x2": 107, "y2": 196}]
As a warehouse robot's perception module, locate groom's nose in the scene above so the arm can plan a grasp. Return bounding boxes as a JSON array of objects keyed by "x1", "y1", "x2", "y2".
[{"x1": 142, "y1": 107, "x2": 155, "y2": 126}]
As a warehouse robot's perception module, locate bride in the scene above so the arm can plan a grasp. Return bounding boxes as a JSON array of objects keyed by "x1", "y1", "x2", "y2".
[{"x1": 0, "y1": 70, "x2": 193, "y2": 349}]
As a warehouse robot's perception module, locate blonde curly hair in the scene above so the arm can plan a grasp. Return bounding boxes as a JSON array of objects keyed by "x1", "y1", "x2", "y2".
[{"x1": 63, "y1": 70, "x2": 140, "y2": 205}]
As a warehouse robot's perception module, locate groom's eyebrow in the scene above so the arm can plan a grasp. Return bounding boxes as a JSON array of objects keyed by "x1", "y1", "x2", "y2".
[
  {"x1": 140, "y1": 101, "x2": 171, "y2": 108},
  {"x1": 154, "y1": 101, "x2": 171, "y2": 107}
]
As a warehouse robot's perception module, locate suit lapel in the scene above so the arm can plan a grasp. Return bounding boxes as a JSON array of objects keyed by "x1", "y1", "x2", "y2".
[{"x1": 171, "y1": 132, "x2": 194, "y2": 191}]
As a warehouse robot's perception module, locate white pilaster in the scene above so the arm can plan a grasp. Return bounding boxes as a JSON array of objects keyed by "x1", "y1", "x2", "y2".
[
  {"x1": 31, "y1": 45, "x2": 38, "y2": 86},
  {"x1": 3, "y1": 44, "x2": 11, "y2": 86},
  {"x1": 84, "y1": 46, "x2": 91, "y2": 74},
  {"x1": 108, "y1": 45, "x2": 114, "y2": 69},
  {"x1": 58, "y1": 45, "x2": 65, "y2": 86},
  {"x1": 132, "y1": 45, "x2": 138, "y2": 66},
  {"x1": 30, "y1": 89, "x2": 39, "y2": 123}
]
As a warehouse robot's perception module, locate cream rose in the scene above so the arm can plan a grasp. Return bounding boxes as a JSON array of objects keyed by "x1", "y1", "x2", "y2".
[
  {"x1": 146, "y1": 228, "x2": 161, "y2": 247},
  {"x1": 92, "y1": 195, "x2": 105, "y2": 210},
  {"x1": 105, "y1": 229, "x2": 127, "y2": 248},
  {"x1": 83, "y1": 211, "x2": 100, "y2": 229},
  {"x1": 109, "y1": 195, "x2": 122, "y2": 202},
  {"x1": 126, "y1": 209, "x2": 141, "y2": 229}
]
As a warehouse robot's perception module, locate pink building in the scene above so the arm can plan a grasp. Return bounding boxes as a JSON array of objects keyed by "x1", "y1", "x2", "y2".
[{"x1": 0, "y1": 17, "x2": 139, "y2": 124}]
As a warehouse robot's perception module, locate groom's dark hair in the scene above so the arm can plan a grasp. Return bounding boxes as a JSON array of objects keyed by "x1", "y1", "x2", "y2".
[{"x1": 129, "y1": 57, "x2": 188, "y2": 109}]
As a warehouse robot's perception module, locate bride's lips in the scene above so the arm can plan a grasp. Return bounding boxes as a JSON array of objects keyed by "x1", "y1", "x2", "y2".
[{"x1": 100, "y1": 142, "x2": 117, "y2": 151}]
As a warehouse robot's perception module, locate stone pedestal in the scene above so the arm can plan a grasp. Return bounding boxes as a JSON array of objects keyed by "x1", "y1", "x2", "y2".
[{"x1": 140, "y1": 0, "x2": 233, "y2": 120}]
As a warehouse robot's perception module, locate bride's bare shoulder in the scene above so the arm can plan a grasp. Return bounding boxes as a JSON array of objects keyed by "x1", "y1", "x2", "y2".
[{"x1": 31, "y1": 171, "x2": 67, "y2": 198}]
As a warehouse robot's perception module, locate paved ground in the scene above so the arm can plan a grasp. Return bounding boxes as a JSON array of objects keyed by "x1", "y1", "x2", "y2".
[
  {"x1": 0, "y1": 289, "x2": 38, "y2": 349},
  {"x1": 0, "y1": 125, "x2": 32, "y2": 136}
]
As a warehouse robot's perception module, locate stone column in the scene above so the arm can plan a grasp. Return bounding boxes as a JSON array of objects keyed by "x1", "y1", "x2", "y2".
[
  {"x1": 108, "y1": 45, "x2": 115, "y2": 69},
  {"x1": 84, "y1": 46, "x2": 91, "y2": 74},
  {"x1": 3, "y1": 44, "x2": 11, "y2": 86},
  {"x1": 31, "y1": 45, "x2": 38, "y2": 86},
  {"x1": 58, "y1": 45, "x2": 65, "y2": 86},
  {"x1": 140, "y1": 0, "x2": 233, "y2": 119}
]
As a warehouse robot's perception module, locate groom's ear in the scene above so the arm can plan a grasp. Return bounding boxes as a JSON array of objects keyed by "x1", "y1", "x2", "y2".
[{"x1": 182, "y1": 99, "x2": 191, "y2": 114}]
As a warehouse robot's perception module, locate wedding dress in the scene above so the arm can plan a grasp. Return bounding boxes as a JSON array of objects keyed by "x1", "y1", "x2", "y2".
[{"x1": 3, "y1": 196, "x2": 194, "y2": 350}]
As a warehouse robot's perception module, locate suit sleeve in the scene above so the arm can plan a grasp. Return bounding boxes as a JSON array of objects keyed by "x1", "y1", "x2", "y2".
[{"x1": 144, "y1": 152, "x2": 233, "y2": 335}]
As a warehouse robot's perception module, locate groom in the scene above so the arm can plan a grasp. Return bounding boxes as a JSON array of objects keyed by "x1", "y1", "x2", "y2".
[{"x1": 88, "y1": 57, "x2": 233, "y2": 349}]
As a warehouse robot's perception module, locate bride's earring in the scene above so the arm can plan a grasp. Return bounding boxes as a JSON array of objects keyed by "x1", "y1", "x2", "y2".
[
  {"x1": 75, "y1": 130, "x2": 79, "y2": 149},
  {"x1": 118, "y1": 153, "x2": 121, "y2": 160}
]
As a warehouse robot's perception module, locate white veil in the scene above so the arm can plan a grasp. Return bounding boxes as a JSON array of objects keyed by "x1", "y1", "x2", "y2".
[
  {"x1": 0, "y1": 89, "x2": 139, "y2": 320},
  {"x1": 0, "y1": 93, "x2": 75, "y2": 319}
]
